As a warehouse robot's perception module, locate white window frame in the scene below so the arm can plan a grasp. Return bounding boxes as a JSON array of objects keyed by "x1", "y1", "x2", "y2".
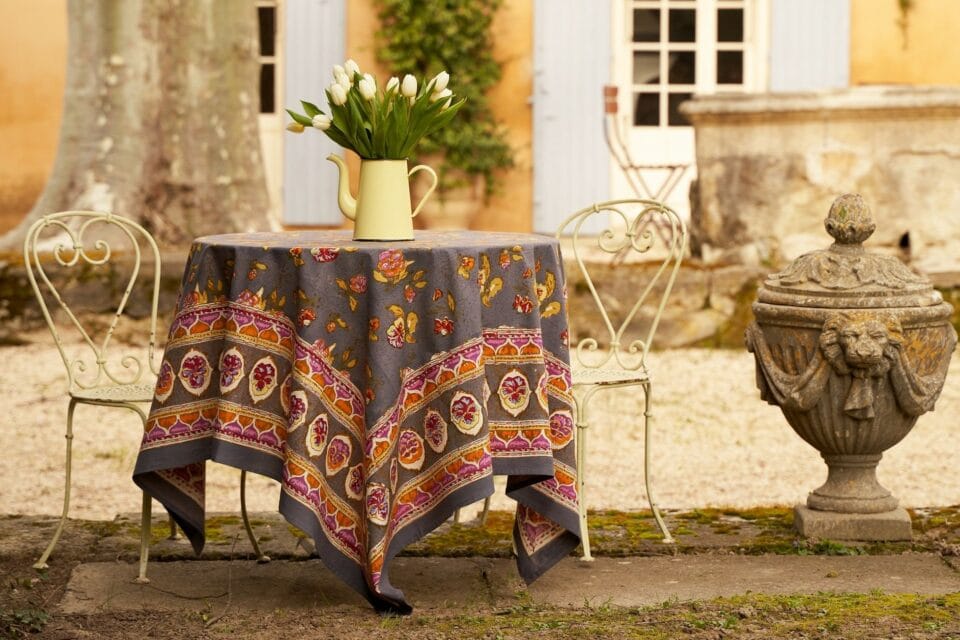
[{"x1": 609, "y1": 0, "x2": 768, "y2": 215}]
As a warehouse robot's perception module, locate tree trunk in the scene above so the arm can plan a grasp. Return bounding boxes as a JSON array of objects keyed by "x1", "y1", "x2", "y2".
[{"x1": 1, "y1": 0, "x2": 269, "y2": 250}]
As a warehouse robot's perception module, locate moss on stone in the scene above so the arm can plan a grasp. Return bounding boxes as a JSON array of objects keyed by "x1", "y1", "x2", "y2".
[
  {"x1": 399, "y1": 592, "x2": 960, "y2": 638},
  {"x1": 402, "y1": 511, "x2": 515, "y2": 558},
  {"x1": 69, "y1": 505, "x2": 960, "y2": 560}
]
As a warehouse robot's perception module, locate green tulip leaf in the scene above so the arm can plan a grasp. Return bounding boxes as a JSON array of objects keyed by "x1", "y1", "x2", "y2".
[
  {"x1": 300, "y1": 101, "x2": 322, "y2": 118},
  {"x1": 286, "y1": 109, "x2": 313, "y2": 127}
]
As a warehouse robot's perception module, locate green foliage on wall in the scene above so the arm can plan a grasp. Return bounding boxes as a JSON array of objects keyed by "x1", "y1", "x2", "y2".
[
  {"x1": 374, "y1": 0, "x2": 514, "y2": 197},
  {"x1": 897, "y1": 0, "x2": 915, "y2": 49}
]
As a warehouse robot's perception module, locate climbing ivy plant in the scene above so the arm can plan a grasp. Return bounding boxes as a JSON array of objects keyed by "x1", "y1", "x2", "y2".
[{"x1": 374, "y1": 0, "x2": 514, "y2": 198}]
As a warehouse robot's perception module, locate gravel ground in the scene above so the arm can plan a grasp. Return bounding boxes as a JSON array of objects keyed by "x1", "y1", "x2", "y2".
[{"x1": 2, "y1": 331, "x2": 958, "y2": 520}]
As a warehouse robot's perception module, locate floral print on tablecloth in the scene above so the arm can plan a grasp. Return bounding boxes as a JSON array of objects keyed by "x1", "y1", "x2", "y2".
[{"x1": 134, "y1": 230, "x2": 577, "y2": 613}]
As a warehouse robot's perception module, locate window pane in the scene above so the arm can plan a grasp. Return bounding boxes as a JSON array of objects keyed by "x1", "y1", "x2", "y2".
[
  {"x1": 260, "y1": 64, "x2": 275, "y2": 113},
  {"x1": 668, "y1": 51, "x2": 695, "y2": 84},
  {"x1": 258, "y1": 6, "x2": 276, "y2": 56},
  {"x1": 634, "y1": 92, "x2": 659, "y2": 126},
  {"x1": 717, "y1": 9, "x2": 744, "y2": 42},
  {"x1": 717, "y1": 50, "x2": 743, "y2": 84},
  {"x1": 668, "y1": 92, "x2": 692, "y2": 126},
  {"x1": 668, "y1": 9, "x2": 696, "y2": 43},
  {"x1": 633, "y1": 52, "x2": 660, "y2": 84},
  {"x1": 633, "y1": 9, "x2": 660, "y2": 42}
]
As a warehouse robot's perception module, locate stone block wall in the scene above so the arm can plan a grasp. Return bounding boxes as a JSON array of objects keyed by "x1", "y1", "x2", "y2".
[
  {"x1": 0, "y1": 252, "x2": 183, "y2": 344},
  {"x1": 682, "y1": 87, "x2": 960, "y2": 274},
  {"x1": 563, "y1": 259, "x2": 766, "y2": 350}
]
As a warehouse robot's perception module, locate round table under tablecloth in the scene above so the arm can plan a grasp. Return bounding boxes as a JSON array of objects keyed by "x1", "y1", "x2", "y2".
[{"x1": 134, "y1": 230, "x2": 579, "y2": 612}]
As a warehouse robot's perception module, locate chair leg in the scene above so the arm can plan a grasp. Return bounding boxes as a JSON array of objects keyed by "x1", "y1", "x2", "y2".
[
  {"x1": 575, "y1": 389, "x2": 596, "y2": 561},
  {"x1": 34, "y1": 398, "x2": 78, "y2": 571},
  {"x1": 453, "y1": 496, "x2": 491, "y2": 525},
  {"x1": 643, "y1": 382, "x2": 673, "y2": 544},
  {"x1": 135, "y1": 491, "x2": 151, "y2": 583},
  {"x1": 241, "y1": 470, "x2": 270, "y2": 563},
  {"x1": 168, "y1": 515, "x2": 179, "y2": 540}
]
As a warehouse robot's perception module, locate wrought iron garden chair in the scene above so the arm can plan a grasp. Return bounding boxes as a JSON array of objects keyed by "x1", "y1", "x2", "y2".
[
  {"x1": 558, "y1": 199, "x2": 687, "y2": 560},
  {"x1": 24, "y1": 210, "x2": 267, "y2": 582}
]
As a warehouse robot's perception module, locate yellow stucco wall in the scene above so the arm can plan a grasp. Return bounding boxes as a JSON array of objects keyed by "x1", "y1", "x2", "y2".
[
  {"x1": 851, "y1": 0, "x2": 960, "y2": 85},
  {"x1": 0, "y1": 1, "x2": 67, "y2": 233},
  {"x1": 348, "y1": 0, "x2": 533, "y2": 232}
]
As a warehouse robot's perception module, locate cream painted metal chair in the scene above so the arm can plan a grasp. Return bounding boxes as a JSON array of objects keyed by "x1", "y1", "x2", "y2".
[
  {"x1": 558, "y1": 199, "x2": 687, "y2": 560},
  {"x1": 24, "y1": 211, "x2": 267, "y2": 582}
]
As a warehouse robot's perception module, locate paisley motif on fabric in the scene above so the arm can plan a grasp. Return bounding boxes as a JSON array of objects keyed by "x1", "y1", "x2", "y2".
[
  {"x1": 548, "y1": 410, "x2": 574, "y2": 450},
  {"x1": 325, "y1": 434, "x2": 352, "y2": 475},
  {"x1": 179, "y1": 349, "x2": 211, "y2": 396},
  {"x1": 498, "y1": 369, "x2": 531, "y2": 417},
  {"x1": 423, "y1": 409, "x2": 448, "y2": 453},
  {"x1": 305, "y1": 413, "x2": 329, "y2": 457},
  {"x1": 288, "y1": 390, "x2": 308, "y2": 431},
  {"x1": 249, "y1": 356, "x2": 278, "y2": 403},
  {"x1": 536, "y1": 373, "x2": 549, "y2": 412},
  {"x1": 390, "y1": 458, "x2": 399, "y2": 492},
  {"x1": 279, "y1": 375, "x2": 292, "y2": 417},
  {"x1": 218, "y1": 348, "x2": 245, "y2": 394},
  {"x1": 450, "y1": 391, "x2": 483, "y2": 435},
  {"x1": 397, "y1": 430, "x2": 426, "y2": 471},
  {"x1": 345, "y1": 463, "x2": 364, "y2": 500},
  {"x1": 154, "y1": 360, "x2": 175, "y2": 403},
  {"x1": 366, "y1": 482, "x2": 389, "y2": 526}
]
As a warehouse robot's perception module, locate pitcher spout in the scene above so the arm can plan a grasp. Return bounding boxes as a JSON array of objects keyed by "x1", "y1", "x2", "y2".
[{"x1": 327, "y1": 154, "x2": 357, "y2": 220}]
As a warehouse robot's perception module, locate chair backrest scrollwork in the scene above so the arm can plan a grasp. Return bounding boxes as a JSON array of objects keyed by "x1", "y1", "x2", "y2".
[
  {"x1": 23, "y1": 211, "x2": 162, "y2": 391},
  {"x1": 557, "y1": 199, "x2": 687, "y2": 372}
]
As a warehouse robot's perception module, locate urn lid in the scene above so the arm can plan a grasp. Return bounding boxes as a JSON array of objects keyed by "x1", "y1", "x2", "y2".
[{"x1": 757, "y1": 194, "x2": 943, "y2": 309}]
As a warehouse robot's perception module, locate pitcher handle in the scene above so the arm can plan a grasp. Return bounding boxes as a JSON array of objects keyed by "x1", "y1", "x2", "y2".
[{"x1": 408, "y1": 164, "x2": 438, "y2": 218}]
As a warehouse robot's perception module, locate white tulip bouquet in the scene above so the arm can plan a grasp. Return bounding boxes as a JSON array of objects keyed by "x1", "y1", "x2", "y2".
[{"x1": 286, "y1": 59, "x2": 465, "y2": 160}]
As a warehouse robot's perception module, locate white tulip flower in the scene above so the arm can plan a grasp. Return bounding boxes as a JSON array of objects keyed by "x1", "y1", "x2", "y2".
[
  {"x1": 431, "y1": 71, "x2": 449, "y2": 93},
  {"x1": 334, "y1": 69, "x2": 351, "y2": 90},
  {"x1": 431, "y1": 87, "x2": 452, "y2": 102},
  {"x1": 312, "y1": 113, "x2": 332, "y2": 130},
  {"x1": 286, "y1": 122, "x2": 305, "y2": 133},
  {"x1": 330, "y1": 83, "x2": 348, "y2": 106},
  {"x1": 431, "y1": 88, "x2": 453, "y2": 109},
  {"x1": 401, "y1": 74, "x2": 417, "y2": 98},
  {"x1": 358, "y1": 77, "x2": 376, "y2": 101},
  {"x1": 333, "y1": 64, "x2": 346, "y2": 79},
  {"x1": 385, "y1": 76, "x2": 400, "y2": 94},
  {"x1": 344, "y1": 58, "x2": 360, "y2": 78}
]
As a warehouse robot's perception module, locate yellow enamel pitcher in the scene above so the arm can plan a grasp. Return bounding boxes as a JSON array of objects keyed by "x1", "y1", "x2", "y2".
[{"x1": 327, "y1": 154, "x2": 438, "y2": 241}]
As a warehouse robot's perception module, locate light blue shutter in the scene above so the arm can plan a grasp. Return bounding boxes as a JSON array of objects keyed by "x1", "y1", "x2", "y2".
[
  {"x1": 532, "y1": 0, "x2": 611, "y2": 234},
  {"x1": 282, "y1": 0, "x2": 346, "y2": 225},
  {"x1": 769, "y1": 0, "x2": 850, "y2": 92}
]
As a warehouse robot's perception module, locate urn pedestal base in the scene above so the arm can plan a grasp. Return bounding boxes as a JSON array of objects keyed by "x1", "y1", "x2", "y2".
[
  {"x1": 807, "y1": 454, "x2": 899, "y2": 514},
  {"x1": 794, "y1": 505, "x2": 912, "y2": 541}
]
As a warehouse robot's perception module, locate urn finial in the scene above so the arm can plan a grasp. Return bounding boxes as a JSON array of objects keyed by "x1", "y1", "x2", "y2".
[{"x1": 825, "y1": 193, "x2": 876, "y2": 246}]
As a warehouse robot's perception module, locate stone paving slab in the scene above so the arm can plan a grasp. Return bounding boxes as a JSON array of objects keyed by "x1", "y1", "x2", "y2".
[
  {"x1": 60, "y1": 553, "x2": 960, "y2": 616},
  {"x1": 60, "y1": 557, "x2": 502, "y2": 614},
  {"x1": 525, "y1": 554, "x2": 960, "y2": 607}
]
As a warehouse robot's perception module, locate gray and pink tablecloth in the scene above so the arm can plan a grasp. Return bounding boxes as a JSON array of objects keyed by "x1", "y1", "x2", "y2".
[{"x1": 133, "y1": 230, "x2": 579, "y2": 612}]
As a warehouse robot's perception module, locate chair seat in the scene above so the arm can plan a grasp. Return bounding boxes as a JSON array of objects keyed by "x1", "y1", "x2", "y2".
[
  {"x1": 572, "y1": 366, "x2": 650, "y2": 386},
  {"x1": 70, "y1": 381, "x2": 156, "y2": 403}
]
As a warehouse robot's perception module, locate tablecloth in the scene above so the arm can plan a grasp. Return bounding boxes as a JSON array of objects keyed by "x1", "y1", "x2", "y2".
[{"x1": 133, "y1": 230, "x2": 579, "y2": 612}]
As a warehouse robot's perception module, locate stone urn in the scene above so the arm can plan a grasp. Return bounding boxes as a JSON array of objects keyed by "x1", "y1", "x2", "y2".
[{"x1": 746, "y1": 194, "x2": 956, "y2": 540}]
